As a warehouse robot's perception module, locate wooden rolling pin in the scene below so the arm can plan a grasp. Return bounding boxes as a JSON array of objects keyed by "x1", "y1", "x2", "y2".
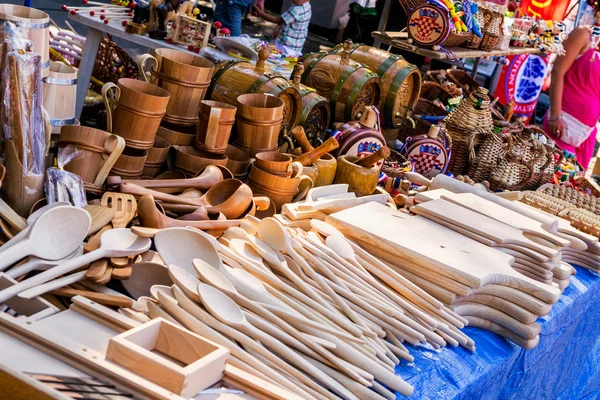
[
  {"x1": 294, "y1": 137, "x2": 339, "y2": 166},
  {"x1": 355, "y1": 147, "x2": 391, "y2": 168}
]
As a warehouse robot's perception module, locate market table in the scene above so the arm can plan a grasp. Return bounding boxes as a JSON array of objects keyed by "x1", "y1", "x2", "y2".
[
  {"x1": 395, "y1": 265, "x2": 600, "y2": 399},
  {"x1": 68, "y1": 12, "x2": 199, "y2": 119}
]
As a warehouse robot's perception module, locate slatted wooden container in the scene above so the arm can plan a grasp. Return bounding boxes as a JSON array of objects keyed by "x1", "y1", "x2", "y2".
[
  {"x1": 290, "y1": 64, "x2": 330, "y2": 146},
  {"x1": 333, "y1": 41, "x2": 421, "y2": 128},
  {"x1": 301, "y1": 41, "x2": 382, "y2": 124},
  {"x1": 111, "y1": 147, "x2": 148, "y2": 179},
  {"x1": 43, "y1": 61, "x2": 77, "y2": 128},
  {"x1": 140, "y1": 48, "x2": 214, "y2": 126},
  {"x1": 0, "y1": 5, "x2": 49, "y2": 77},
  {"x1": 235, "y1": 94, "x2": 284, "y2": 157},
  {"x1": 207, "y1": 46, "x2": 301, "y2": 133}
]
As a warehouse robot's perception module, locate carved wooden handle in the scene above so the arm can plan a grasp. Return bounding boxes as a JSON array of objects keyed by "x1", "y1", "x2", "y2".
[
  {"x1": 291, "y1": 64, "x2": 304, "y2": 87},
  {"x1": 294, "y1": 137, "x2": 339, "y2": 166},
  {"x1": 355, "y1": 147, "x2": 390, "y2": 168},
  {"x1": 255, "y1": 45, "x2": 269, "y2": 71},
  {"x1": 291, "y1": 126, "x2": 314, "y2": 153}
]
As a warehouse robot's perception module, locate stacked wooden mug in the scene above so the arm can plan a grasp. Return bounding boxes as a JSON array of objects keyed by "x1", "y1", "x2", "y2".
[{"x1": 103, "y1": 48, "x2": 216, "y2": 179}]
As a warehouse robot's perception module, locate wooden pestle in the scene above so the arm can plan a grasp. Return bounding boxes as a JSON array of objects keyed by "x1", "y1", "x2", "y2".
[
  {"x1": 355, "y1": 147, "x2": 390, "y2": 168},
  {"x1": 294, "y1": 137, "x2": 339, "y2": 166},
  {"x1": 291, "y1": 126, "x2": 314, "y2": 152}
]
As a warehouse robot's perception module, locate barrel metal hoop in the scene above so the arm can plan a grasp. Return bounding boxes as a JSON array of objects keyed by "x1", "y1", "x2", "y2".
[
  {"x1": 384, "y1": 65, "x2": 419, "y2": 128},
  {"x1": 206, "y1": 61, "x2": 238, "y2": 99},
  {"x1": 302, "y1": 52, "x2": 328, "y2": 85},
  {"x1": 43, "y1": 76, "x2": 77, "y2": 85},
  {"x1": 248, "y1": 72, "x2": 280, "y2": 93},
  {"x1": 0, "y1": 18, "x2": 49, "y2": 29},
  {"x1": 345, "y1": 71, "x2": 380, "y2": 121},
  {"x1": 375, "y1": 55, "x2": 401, "y2": 77},
  {"x1": 330, "y1": 64, "x2": 360, "y2": 121}
]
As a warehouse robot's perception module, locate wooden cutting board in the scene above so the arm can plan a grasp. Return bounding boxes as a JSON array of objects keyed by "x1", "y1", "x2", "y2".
[
  {"x1": 327, "y1": 203, "x2": 561, "y2": 304},
  {"x1": 440, "y1": 193, "x2": 570, "y2": 248},
  {"x1": 414, "y1": 199, "x2": 560, "y2": 259}
]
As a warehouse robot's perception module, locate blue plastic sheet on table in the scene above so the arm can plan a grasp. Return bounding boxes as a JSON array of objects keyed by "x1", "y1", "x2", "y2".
[{"x1": 392, "y1": 265, "x2": 600, "y2": 400}]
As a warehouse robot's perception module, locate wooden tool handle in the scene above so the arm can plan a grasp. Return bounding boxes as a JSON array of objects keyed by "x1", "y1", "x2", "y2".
[
  {"x1": 120, "y1": 183, "x2": 201, "y2": 207},
  {"x1": 294, "y1": 137, "x2": 339, "y2": 166},
  {"x1": 137, "y1": 54, "x2": 159, "y2": 84},
  {"x1": 403, "y1": 172, "x2": 432, "y2": 187},
  {"x1": 93, "y1": 134, "x2": 126, "y2": 188},
  {"x1": 101, "y1": 82, "x2": 121, "y2": 134},
  {"x1": 291, "y1": 126, "x2": 314, "y2": 153},
  {"x1": 358, "y1": 105, "x2": 378, "y2": 128},
  {"x1": 355, "y1": 147, "x2": 390, "y2": 168},
  {"x1": 204, "y1": 107, "x2": 222, "y2": 148},
  {"x1": 255, "y1": 45, "x2": 269, "y2": 71},
  {"x1": 51, "y1": 287, "x2": 133, "y2": 307},
  {"x1": 253, "y1": 196, "x2": 271, "y2": 211}
]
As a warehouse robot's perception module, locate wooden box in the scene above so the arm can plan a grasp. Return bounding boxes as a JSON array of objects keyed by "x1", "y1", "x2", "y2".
[
  {"x1": 172, "y1": 15, "x2": 211, "y2": 50},
  {"x1": 106, "y1": 318, "x2": 230, "y2": 397}
]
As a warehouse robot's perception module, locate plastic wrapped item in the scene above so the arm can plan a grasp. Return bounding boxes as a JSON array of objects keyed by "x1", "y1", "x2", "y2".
[{"x1": 44, "y1": 146, "x2": 87, "y2": 208}]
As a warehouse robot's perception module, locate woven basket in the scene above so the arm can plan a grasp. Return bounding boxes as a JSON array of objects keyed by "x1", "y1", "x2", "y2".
[
  {"x1": 522, "y1": 142, "x2": 553, "y2": 190},
  {"x1": 447, "y1": 69, "x2": 480, "y2": 94},
  {"x1": 467, "y1": 129, "x2": 508, "y2": 182},
  {"x1": 489, "y1": 151, "x2": 534, "y2": 192},
  {"x1": 539, "y1": 184, "x2": 600, "y2": 214},
  {"x1": 442, "y1": 31, "x2": 473, "y2": 48},
  {"x1": 420, "y1": 81, "x2": 454, "y2": 104},
  {"x1": 445, "y1": 87, "x2": 494, "y2": 175},
  {"x1": 413, "y1": 98, "x2": 449, "y2": 116},
  {"x1": 91, "y1": 34, "x2": 139, "y2": 92},
  {"x1": 381, "y1": 149, "x2": 413, "y2": 179},
  {"x1": 398, "y1": 0, "x2": 425, "y2": 14},
  {"x1": 480, "y1": 9, "x2": 502, "y2": 51},
  {"x1": 466, "y1": 11, "x2": 485, "y2": 49},
  {"x1": 398, "y1": 116, "x2": 431, "y2": 143}
]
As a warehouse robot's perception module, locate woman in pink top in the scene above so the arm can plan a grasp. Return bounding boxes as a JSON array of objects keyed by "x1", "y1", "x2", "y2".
[{"x1": 546, "y1": 23, "x2": 600, "y2": 169}]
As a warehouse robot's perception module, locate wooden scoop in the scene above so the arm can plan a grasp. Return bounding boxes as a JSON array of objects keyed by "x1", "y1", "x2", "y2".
[
  {"x1": 0, "y1": 206, "x2": 91, "y2": 271},
  {"x1": 106, "y1": 165, "x2": 224, "y2": 191},
  {"x1": 0, "y1": 228, "x2": 150, "y2": 303},
  {"x1": 355, "y1": 147, "x2": 390, "y2": 168},
  {"x1": 137, "y1": 195, "x2": 242, "y2": 231},
  {"x1": 294, "y1": 137, "x2": 339, "y2": 167}
]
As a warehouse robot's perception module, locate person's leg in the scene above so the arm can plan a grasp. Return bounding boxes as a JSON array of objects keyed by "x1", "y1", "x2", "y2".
[
  {"x1": 213, "y1": 1, "x2": 231, "y2": 28},
  {"x1": 227, "y1": 3, "x2": 245, "y2": 36}
]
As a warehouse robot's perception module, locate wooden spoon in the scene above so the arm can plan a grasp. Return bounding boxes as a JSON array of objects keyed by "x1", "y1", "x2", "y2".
[
  {"x1": 154, "y1": 227, "x2": 223, "y2": 275},
  {"x1": 0, "y1": 229, "x2": 151, "y2": 303},
  {"x1": 197, "y1": 283, "x2": 360, "y2": 400},
  {"x1": 6, "y1": 245, "x2": 84, "y2": 279},
  {"x1": 137, "y1": 195, "x2": 242, "y2": 231},
  {"x1": 168, "y1": 264, "x2": 202, "y2": 303},
  {"x1": 121, "y1": 261, "x2": 171, "y2": 299},
  {"x1": 0, "y1": 206, "x2": 91, "y2": 271},
  {"x1": 107, "y1": 165, "x2": 224, "y2": 191},
  {"x1": 0, "y1": 201, "x2": 70, "y2": 252}
]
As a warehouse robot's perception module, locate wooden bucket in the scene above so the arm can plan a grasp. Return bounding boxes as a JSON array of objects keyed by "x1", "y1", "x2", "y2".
[
  {"x1": 175, "y1": 146, "x2": 228, "y2": 177},
  {"x1": 111, "y1": 147, "x2": 148, "y2": 179},
  {"x1": 301, "y1": 42, "x2": 382, "y2": 124},
  {"x1": 195, "y1": 100, "x2": 237, "y2": 154},
  {"x1": 143, "y1": 136, "x2": 170, "y2": 177},
  {"x1": 226, "y1": 144, "x2": 252, "y2": 177},
  {"x1": 254, "y1": 151, "x2": 293, "y2": 177},
  {"x1": 333, "y1": 42, "x2": 421, "y2": 128},
  {"x1": 207, "y1": 46, "x2": 301, "y2": 132},
  {"x1": 102, "y1": 78, "x2": 170, "y2": 150},
  {"x1": 235, "y1": 94, "x2": 284, "y2": 157},
  {"x1": 156, "y1": 122, "x2": 196, "y2": 146},
  {"x1": 139, "y1": 49, "x2": 214, "y2": 126},
  {"x1": 43, "y1": 61, "x2": 77, "y2": 128},
  {"x1": 0, "y1": 5, "x2": 49, "y2": 77},
  {"x1": 247, "y1": 164, "x2": 312, "y2": 212}
]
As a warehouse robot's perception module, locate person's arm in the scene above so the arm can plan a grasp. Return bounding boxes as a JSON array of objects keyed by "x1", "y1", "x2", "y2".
[
  {"x1": 252, "y1": 6, "x2": 285, "y2": 24},
  {"x1": 548, "y1": 26, "x2": 590, "y2": 138},
  {"x1": 254, "y1": 0, "x2": 265, "y2": 11}
]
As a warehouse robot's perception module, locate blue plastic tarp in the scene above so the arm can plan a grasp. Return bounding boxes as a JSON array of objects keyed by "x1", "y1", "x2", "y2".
[{"x1": 395, "y1": 266, "x2": 600, "y2": 400}]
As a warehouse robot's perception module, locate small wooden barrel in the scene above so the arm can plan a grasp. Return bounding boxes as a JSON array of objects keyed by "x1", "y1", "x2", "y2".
[
  {"x1": 301, "y1": 42, "x2": 382, "y2": 124},
  {"x1": 103, "y1": 78, "x2": 170, "y2": 150},
  {"x1": 175, "y1": 146, "x2": 228, "y2": 177},
  {"x1": 58, "y1": 126, "x2": 109, "y2": 185},
  {"x1": 156, "y1": 122, "x2": 196, "y2": 146},
  {"x1": 195, "y1": 100, "x2": 237, "y2": 154},
  {"x1": 43, "y1": 61, "x2": 77, "y2": 128},
  {"x1": 143, "y1": 49, "x2": 214, "y2": 126},
  {"x1": 235, "y1": 94, "x2": 284, "y2": 157},
  {"x1": 111, "y1": 147, "x2": 148, "y2": 179},
  {"x1": 0, "y1": 5, "x2": 49, "y2": 77},
  {"x1": 207, "y1": 46, "x2": 301, "y2": 133},
  {"x1": 143, "y1": 136, "x2": 170, "y2": 177},
  {"x1": 333, "y1": 41, "x2": 421, "y2": 128},
  {"x1": 290, "y1": 64, "x2": 330, "y2": 145}
]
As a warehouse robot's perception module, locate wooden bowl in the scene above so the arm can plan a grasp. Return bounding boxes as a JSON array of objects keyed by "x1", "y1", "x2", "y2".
[
  {"x1": 156, "y1": 122, "x2": 196, "y2": 146},
  {"x1": 254, "y1": 151, "x2": 293, "y2": 177},
  {"x1": 175, "y1": 146, "x2": 228, "y2": 177},
  {"x1": 225, "y1": 144, "x2": 251, "y2": 176},
  {"x1": 248, "y1": 163, "x2": 300, "y2": 193}
]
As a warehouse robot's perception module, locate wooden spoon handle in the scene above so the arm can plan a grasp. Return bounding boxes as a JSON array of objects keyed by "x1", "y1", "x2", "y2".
[
  {"x1": 51, "y1": 287, "x2": 133, "y2": 307},
  {"x1": 291, "y1": 126, "x2": 315, "y2": 153},
  {"x1": 120, "y1": 183, "x2": 202, "y2": 207},
  {"x1": 294, "y1": 137, "x2": 339, "y2": 166},
  {"x1": 355, "y1": 147, "x2": 390, "y2": 168}
]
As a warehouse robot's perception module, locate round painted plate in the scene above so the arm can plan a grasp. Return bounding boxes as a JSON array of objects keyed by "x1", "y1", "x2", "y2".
[
  {"x1": 407, "y1": 3, "x2": 450, "y2": 47},
  {"x1": 403, "y1": 136, "x2": 449, "y2": 178}
]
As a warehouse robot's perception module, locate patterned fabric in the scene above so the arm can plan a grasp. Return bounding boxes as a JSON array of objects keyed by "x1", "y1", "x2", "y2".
[{"x1": 276, "y1": 2, "x2": 312, "y2": 55}]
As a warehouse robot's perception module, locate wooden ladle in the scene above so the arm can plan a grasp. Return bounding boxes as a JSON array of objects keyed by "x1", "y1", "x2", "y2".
[
  {"x1": 0, "y1": 206, "x2": 91, "y2": 271},
  {"x1": 107, "y1": 164, "x2": 224, "y2": 191},
  {"x1": 123, "y1": 179, "x2": 252, "y2": 219},
  {"x1": 137, "y1": 195, "x2": 242, "y2": 231},
  {"x1": 196, "y1": 283, "x2": 359, "y2": 400},
  {"x1": 0, "y1": 229, "x2": 151, "y2": 303}
]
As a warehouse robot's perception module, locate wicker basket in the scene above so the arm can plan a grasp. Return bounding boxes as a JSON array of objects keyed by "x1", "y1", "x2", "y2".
[
  {"x1": 522, "y1": 142, "x2": 553, "y2": 190},
  {"x1": 398, "y1": 0, "x2": 425, "y2": 14},
  {"x1": 398, "y1": 116, "x2": 432, "y2": 143},
  {"x1": 480, "y1": 9, "x2": 503, "y2": 51},
  {"x1": 447, "y1": 69, "x2": 480, "y2": 94},
  {"x1": 91, "y1": 34, "x2": 139, "y2": 92},
  {"x1": 489, "y1": 151, "x2": 534, "y2": 192},
  {"x1": 381, "y1": 149, "x2": 414, "y2": 179},
  {"x1": 420, "y1": 81, "x2": 454, "y2": 104},
  {"x1": 413, "y1": 98, "x2": 449, "y2": 116},
  {"x1": 442, "y1": 31, "x2": 473, "y2": 48},
  {"x1": 466, "y1": 11, "x2": 485, "y2": 49},
  {"x1": 467, "y1": 129, "x2": 508, "y2": 182}
]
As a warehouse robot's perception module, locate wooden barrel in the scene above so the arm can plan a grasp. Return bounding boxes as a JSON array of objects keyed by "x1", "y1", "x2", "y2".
[
  {"x1": 58, "y1": 126, "x2": 110, "y2": 185},
  {"x1": 157, "y1": 122, "x2": 196, "y2": 146},
  {"x1": 140, "y1": 49, "x2": 214, "y2": 126},
  {"x1": 195, "y1": 100, "x2": 237, "y2": 154},
  {"x1": 333, "y1": 41, "x2": 421, "y2": 128},
  {"x1": 207, "y1": 46, "x2": 301, "y2": 133},
  {"x1": 301, "y1": 42, "x2": 382, "y2": 124},
  {"x1": 235, "y1": 94, "x2": 284, "y2": 157},
  {"x1": 43, "y1": 61, "x2": 77, "y2": 128},
  {"x1": 102, "y1": 78, "x2": 170, "y2": 150},
  {"x1": 111, "y1": 147, "x2": 148, "y2": 179},
  {"x1": 290, "y1": 64, "x2": 330, "y2": 145},
  {"x1": 0, "y1": 5, "x2": 49, "y2": 77}
]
